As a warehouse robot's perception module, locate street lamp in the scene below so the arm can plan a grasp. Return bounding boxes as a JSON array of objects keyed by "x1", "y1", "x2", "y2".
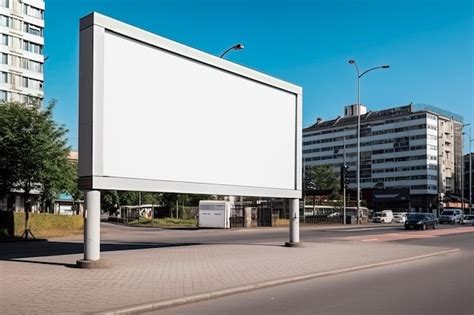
[
  {"x1": 461, "y1": 124, "x2": 470, "y2": 213},
  {"x1": 220, "y1": 43, "x2": 244, "y2": 58},
  {"x1": 348, "y1": 59, "x2": 390, "y2": 223},
  {"x1": 469, "y1": 132, "x2": 473, "y2": 214},
  {"x1": 220, "y1": 43, "x2": 244, "y2": 205}
]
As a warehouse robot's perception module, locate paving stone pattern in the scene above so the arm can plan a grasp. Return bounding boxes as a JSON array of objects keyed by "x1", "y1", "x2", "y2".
[{"x1": 0, "y1": 239, "x2": 451, "y2": 314}]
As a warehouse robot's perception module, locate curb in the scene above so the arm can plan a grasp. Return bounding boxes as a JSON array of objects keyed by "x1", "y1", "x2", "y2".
[{"x1": 96, "y1": 248, "x2": 459, "y2": 315}]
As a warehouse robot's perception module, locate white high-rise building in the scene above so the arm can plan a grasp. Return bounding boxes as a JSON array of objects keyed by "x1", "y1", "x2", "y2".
[
  {"x1": 0, "y1": 0, "x2": 44, "y2": 106},
  {"x1": 303, "y1": 104, "x2": 463, "y2": 213}
]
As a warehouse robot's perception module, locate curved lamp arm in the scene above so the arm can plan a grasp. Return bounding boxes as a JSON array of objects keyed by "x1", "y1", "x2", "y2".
[{"x1": 220, "y1": 43, "x2": 244, "y2": 58}]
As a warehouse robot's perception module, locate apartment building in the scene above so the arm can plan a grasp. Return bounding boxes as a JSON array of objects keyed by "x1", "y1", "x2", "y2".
[
  {"x1": 303, "y1": 104, "x2": 463, "y2": 213},
  {"x1": 0, "y1": 0, "x2": 44, "y2": 106}
]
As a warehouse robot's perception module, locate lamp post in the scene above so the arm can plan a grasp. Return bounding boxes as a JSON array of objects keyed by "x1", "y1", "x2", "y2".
[
  {"x1": 461, "y1": 124, "x2": 470, "y2": 213},
  {"x1": 220, "y1": 43, "x2": 244, "y2": 206},
  {"x1": 469, "y1": 132, "x2": 473, "y2": 214},
  {"x1": 220, "y1": 43, "x2": 244, "y2": 58},
  {"x1": 348, "y1": 60, "x2": 389, "y2": 223}
]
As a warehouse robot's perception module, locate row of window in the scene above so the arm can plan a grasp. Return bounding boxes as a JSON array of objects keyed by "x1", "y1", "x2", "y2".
[
  {"x1": 304, "y1": 134, "x2": 432, "y2": 152},
  {"x1": 303, "y1": 113, "x2": 429, "y2": 138},
  {"x1": 0, "y1": 15, "x2": 43, "y2": 37},
  {"x1": 0, "y1": 89, "x2": 42, "y2": 105},
  {"x1": 0, "y1": 1, "x2": 44, "y2": 20},
  {"x1": 372, "y1": 165, "x2": 437, "y2": 173},
  {"x1": 356, "y1": 177, "x2": 438, "y2": 190},
  {"x1": 0, "y1": 53, "x2": 43, "y2": 72},
  {"x1": 411, "y1": 185, "x2": 438, "y2": 191},
  {"x1": 1, "y1": 34, "x2": 43, "y2": 54},
  {"x1": 371, "y1": 113, "x2": 428, "y2": 126},
  {"x1": 0, "y1": 71, "x2": 42, "y2": 89},
  {"x1": 303, "y1": 127, "x2": 428, "y2": 146},
  {"x1": 304, "y1": 154, "x2": 435, "y2": 163}
]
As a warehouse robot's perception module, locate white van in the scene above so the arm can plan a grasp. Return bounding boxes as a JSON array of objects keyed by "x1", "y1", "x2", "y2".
[
  {"x1": 373, "y1": 210, "x2": 394, "y2": 223},
  {"x1": 198, "y1": 200, "x2": 233, "y2": 229}
]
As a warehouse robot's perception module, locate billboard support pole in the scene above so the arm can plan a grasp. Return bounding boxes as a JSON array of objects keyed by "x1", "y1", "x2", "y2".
[
  {"x1": 285, "y1": 198, "x2": 301, "y2": 247},
  {"x1": 77, "y1": 190, "x2": 106, "y2": 268}
]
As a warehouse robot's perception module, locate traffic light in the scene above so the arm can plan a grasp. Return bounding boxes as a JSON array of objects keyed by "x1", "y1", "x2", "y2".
[
  {"x1": 304, "y1": 166, "x2": 316, "y2": 191},
  {"x1": 340, "y1": 165, "x2": 350, "y2": 191},
  {"x1": 344, "y1": 165, "x2": 350, "y2": 188}
]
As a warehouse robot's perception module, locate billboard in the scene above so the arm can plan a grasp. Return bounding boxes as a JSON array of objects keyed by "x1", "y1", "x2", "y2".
[{"x1": 79, "y1": 13, "x2": 302, "y2": 198}]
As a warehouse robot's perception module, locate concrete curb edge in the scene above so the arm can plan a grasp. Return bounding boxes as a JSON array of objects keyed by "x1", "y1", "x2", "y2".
[{"x1": 97, "y1": 248, "x2": 459, "y2": 315}]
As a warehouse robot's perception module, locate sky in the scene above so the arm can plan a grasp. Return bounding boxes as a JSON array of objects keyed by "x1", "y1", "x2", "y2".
[{"x1": 44, "y1": 0, "x2": 473, "y2": 151}]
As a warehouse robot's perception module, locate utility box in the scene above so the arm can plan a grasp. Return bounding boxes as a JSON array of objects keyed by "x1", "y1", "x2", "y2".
[{"x1": 198, "y1": 200, "x2": 233, "y2": 229}]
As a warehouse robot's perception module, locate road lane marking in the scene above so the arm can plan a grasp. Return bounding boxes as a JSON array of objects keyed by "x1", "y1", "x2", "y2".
[
  {"x1": 340, "y1": 226, "x2": 474, "y2": 242},
  {"x1": 338, "y1": 227, "x2": 400, "y2": 232}
]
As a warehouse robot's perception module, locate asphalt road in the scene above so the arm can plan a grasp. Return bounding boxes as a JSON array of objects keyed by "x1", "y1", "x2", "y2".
[
  {"x1": 149, "y1": 231, "x2": 474, "y2": 315},
  {"x1": 93, "y1": 222, "x2": 471, "y2": 248}
]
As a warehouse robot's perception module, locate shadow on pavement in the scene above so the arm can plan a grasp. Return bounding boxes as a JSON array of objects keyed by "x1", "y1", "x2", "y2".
[
  {"x1": 0, "y1": 241, "x2": 201, "y2": 261},
  {"x1": 0, "y1": 240, "x2": 281, "y2": 263}
]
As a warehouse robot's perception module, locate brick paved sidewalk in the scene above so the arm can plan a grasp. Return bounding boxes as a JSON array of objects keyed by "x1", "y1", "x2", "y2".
[{"x1": 0, "y1": 239, "x2": 457, "y2": 314}]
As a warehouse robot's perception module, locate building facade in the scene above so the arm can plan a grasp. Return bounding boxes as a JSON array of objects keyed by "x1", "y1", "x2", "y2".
[
  {"x1": 303, "y1": 104, "x2": 463, "y2": 213},
  {"x1": 0, "y1": 0, "x2": 44, "y2": 106}
]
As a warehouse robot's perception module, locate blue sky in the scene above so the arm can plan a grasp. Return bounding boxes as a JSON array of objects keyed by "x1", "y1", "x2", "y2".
[{"x1": 45, "y1": 0, "x2": 473, "y2": 151}]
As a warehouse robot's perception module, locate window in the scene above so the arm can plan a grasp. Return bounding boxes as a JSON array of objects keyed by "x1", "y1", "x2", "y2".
[
  {"x1": 1, "y1": 53, "x2": 7, "y2": 64},
  {"x1": 28, "y1": 78, "x2": 42, "y2": 90},
  {"x1": 24, "y1": 5, "x2": 44, "y2": 20},
  {"x1": 0, "y1": 0, "x2": 8, "y2": 8},
  {"x1": 0, "y1": 15, "x2": 10, "y2": 27},
  {"x1": 1, "y1": 34, "x2": 7, "y2": 45},
  {"x1": 24, "y1": 23, "x2": 43, "y2": 37},
  {"x1": 0, "y1": 71, "x2": 7, "y2": 83},
  {"x1": 29, "y1": 60, "x2": 43, "y2": 73},
  {"x1": 0, "y1": 90, "x2": 7, "y2": 101},
  {"x1": 23, "y1": 41, "x2": 43, "y2": 54}
]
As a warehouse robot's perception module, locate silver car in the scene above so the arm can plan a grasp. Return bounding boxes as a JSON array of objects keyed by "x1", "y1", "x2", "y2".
[
  {"x1": 439, "y1": 209, "x2": 463, "y2": 224},
  {"x1": 461, "y1": 214, "x2": 474, "y2": 225}
]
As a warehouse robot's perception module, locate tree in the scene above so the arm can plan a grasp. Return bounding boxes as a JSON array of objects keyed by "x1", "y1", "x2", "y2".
[
  {"x1": 0, "y1": 101, "x2": 75, "y2": 238},
  {"x1": 305, "y1": 164, "x2": 339, "y2": 192},
  {"x1": 101, "y1": 190, "x2": 119, "y2": 214}
]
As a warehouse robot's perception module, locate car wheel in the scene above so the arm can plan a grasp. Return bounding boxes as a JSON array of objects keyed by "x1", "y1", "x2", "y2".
[
  {"x1": 433, "y1": 223, "x2": 436, "y2": 230},
  {"x1": 405, "y1": 226, "x2": 409, "y2": 230},
  {"x1": 422, "y1": 224, "x2": 426, "y2": 230}
]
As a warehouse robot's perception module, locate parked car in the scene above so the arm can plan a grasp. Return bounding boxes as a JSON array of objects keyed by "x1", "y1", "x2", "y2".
[
  {"x1": 438, "y1": 209, "x2": 463, "y2": 224},
  {"x1": 460, "y1": 214, "x2": 474, "y2": 225},
  {"x1": 404, "y1": 213, "x2": 437, "y2": 230},
  {"x1": 373, "y1": 210, "x2": 394, "y2": 223},
  {"x1": 393, "y1": 212, "x2": 407, "y2": 223}
]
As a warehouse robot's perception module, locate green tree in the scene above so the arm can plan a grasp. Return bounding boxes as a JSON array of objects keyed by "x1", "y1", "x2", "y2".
[
  {"x1": 118, "y1": 191, "x2": 139, "y2": 206},
  {"x1": 0, "y1": 101, "x2": 75, "y2": 237},
  {"x1": 101, "y1": 190, "x2": 119, "y2": 213},
  {"x1": 305, "y1": 164, "x2": 339, "y2": 192}
]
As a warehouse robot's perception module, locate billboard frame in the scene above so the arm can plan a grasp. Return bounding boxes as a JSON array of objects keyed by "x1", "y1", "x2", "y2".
[{"x1": 79, "y1": 12, "x2": 302, "y2": 199}]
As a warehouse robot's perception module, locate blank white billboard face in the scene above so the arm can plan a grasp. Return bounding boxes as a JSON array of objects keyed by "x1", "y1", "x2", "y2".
[{"x1": 79, "y1": 13, "x2": 302, "y2": 198}]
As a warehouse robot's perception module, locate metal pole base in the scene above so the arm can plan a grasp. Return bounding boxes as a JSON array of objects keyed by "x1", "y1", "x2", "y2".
[
  {"x1": 285, "y1": 241, "x2": 303, "y2": 248},
  {"x1": 76, "y1": 259, "x2": 109, "y2": 269}
]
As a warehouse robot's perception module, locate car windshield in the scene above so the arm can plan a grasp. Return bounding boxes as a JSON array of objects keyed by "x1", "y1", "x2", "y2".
[
  {"x1": 374, "y1": 213, "x2": 381, "y2": 217},
  {"x1": 407, "y1": 214, "x2": 426, "y2": 220},
  {"x1": 441, "y1": 211, "x2": 453, "y2": 215}
]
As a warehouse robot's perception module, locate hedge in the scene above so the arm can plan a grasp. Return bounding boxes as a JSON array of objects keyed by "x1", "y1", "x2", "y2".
[{"x1": 0, "y1": 211, "x2": 83, "y2": 238}]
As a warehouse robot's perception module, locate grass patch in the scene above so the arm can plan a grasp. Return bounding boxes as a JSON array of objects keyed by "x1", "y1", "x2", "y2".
[
  {"x1": 128, "y1": 217, "x2": 197, "y2": 227},
  {"x1": 0, "y1": 211, "x2": 83, "y2": 238}
]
